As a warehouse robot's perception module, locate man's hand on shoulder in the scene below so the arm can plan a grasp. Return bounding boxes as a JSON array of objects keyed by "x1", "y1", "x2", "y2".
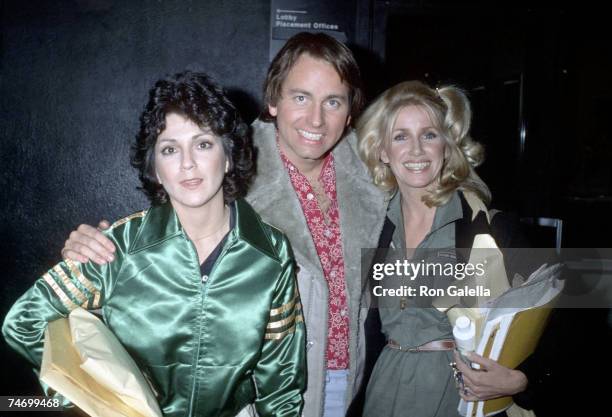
[{"x1": 61, "y1": 220, "x2": 116, "y2": 265}]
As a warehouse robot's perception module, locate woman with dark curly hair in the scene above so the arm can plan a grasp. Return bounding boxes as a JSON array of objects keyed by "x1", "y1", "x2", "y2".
[{"x1": 3, "y1": 72, "x2": 306, "y2": 417}]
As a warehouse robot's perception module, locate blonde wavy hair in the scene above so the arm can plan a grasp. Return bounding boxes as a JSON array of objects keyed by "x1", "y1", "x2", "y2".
[{"x1": 357, "y1": 80, "x2": 491, "y2": 207}]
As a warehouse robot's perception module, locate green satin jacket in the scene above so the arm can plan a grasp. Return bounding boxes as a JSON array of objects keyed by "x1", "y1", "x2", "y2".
[{"x1": 2, "y1": 199, "x2": 306, "y2": 417}]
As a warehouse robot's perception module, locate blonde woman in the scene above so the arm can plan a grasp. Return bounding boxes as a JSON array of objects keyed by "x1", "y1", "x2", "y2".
[{"x1": 357, "y1": 81, "x2": 529, "y2": 416}]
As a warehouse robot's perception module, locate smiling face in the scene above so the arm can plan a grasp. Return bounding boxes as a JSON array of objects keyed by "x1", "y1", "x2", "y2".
[
  {"x1": 268, "y1": 53, "x2": 351, "y2": 174},
  {"x1": 154, "y1": 113, "x2": 228, "y2": 214},
  {"x1": 381, "y1": 105, "x2": 447, "y2": 199}
]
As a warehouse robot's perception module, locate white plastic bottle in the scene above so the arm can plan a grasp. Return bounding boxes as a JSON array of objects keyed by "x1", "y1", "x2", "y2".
[
  {"x1": 453, "y1": 315, "x2": 481, "y2": 369},
  {"x1": 453, "y1": 315, "x2": 475, "y2": 354}
]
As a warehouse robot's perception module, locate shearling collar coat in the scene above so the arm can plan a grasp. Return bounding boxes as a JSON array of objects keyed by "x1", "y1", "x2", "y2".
[{"x1": 246, "y1": 120, "x2": 387, "y2": 417}]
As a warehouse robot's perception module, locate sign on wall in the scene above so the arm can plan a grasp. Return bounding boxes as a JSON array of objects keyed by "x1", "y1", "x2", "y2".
[{"x1": 269, "y1": 0, "x2": 355, "y2": 61}]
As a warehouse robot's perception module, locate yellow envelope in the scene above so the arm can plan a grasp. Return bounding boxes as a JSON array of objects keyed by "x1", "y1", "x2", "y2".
[{"x1": 40, "y1": 308, "x2": 162, "y2": 417}]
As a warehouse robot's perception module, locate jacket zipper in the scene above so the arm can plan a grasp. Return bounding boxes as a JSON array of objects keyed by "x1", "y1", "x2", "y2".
[
  {"x1": 186, "y1": 234, "x2": 204, "y2": 416},
  {"x1": 187, "y1": 232, "x2": 235, "y2": 415}
]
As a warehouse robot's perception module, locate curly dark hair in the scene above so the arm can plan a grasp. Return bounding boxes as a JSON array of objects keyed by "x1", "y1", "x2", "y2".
[{"x1": 131, "y1": 71, "x2": 255, "y2": 205}]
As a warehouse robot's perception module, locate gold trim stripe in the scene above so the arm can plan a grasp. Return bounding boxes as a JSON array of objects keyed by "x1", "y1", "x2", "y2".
[
  {"x1": 43, "y1": 273, "x2": 78, "y2": 311},
  {"x1": 265, "y1": 313, "x2": 304, "y2": 340},
  {"x1": 267, "y1": 314, "x2": 295, "y2": 329},
  {"x1": 64, "y1": 258, "x2": 101, "y2": 308},
  {"x1": 53, "y1": 265, "x2": 87, "y2": 305},
  {"x1": 92, "y1": 291, "x2": 101, "y2": 309},
  {"x1": 265, "y1": 323, "x2": 296, "y2": 340},
  {"x1": 65, "y1": 259, "x2": 97, "y2": 293},
  {"x1": 267, "y1": 303, "x2": 303, "y2": 329},
  {"x1": 269, "y1": 295, "x2": 298, "y2": 317},
  {"x1": 110, "y1": 210, "x2": 147, "y2": 229}
]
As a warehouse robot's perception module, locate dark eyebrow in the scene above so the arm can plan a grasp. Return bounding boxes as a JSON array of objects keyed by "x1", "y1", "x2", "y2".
[
  {"x1": 157, "y1": 138, "x2": 176, "y2": 143},
  {"x1": 158, "y1": 132, "x2": 213, "y2": 143},
  {"x1": 192, "y1": 132, "x2": 214, "y2": 140},
  {"x1": 284, "y1": 89, "x2": 348, "y2": 104},
  {"x1": 286, "y1": 89, "x2": 312, "y2": 97},
  {"x1": 326, "y1": 94, "x2": 348, "y2": 101},
  {"x1": 392, "y1": 126, "x2": 438, "y2": 134}
]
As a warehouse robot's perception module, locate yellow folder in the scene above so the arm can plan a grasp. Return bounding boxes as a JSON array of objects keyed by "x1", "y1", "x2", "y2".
[{"x1": 477, "y1": 304, "x2": 553, "y2": 416}]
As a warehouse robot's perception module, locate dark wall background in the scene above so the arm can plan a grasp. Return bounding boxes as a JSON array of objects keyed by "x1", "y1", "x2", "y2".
[{"x1": 2, "y1": 0, "x2": 610, "y2": 414}]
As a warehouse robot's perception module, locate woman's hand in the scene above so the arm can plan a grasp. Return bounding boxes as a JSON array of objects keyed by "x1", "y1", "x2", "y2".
[
  {"x1": 453, "y1": 350, "x2": 527, "y2": 401},
  {"x1": 61, "y1": 220, "x2": 115, "y2": 264}
]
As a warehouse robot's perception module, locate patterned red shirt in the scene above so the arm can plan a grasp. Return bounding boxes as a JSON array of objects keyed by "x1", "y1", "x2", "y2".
[{"x1": 280, "y1": 150, "x2": 349, "y2": 370}]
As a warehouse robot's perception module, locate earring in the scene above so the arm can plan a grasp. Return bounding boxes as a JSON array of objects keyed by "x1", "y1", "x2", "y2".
[{"x1": 225, "y1": 160, "x2": 230, "y2": 174}]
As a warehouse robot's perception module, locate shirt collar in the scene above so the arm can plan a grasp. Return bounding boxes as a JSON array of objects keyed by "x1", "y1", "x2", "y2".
[
  {"x1": 130, "y1": 199, "x2": 278, "y2": 261},
  {"x1": 276, "y1": 136, "x2": 334, "y2": 180},
  {"x1": 431, "y1": 191, "x2": 463, "y2": 233},
  {"x1": 386, "y1": 190, "x2": 463, "y2": 248}
]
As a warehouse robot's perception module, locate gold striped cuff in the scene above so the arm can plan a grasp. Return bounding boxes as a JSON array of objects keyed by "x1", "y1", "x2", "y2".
[
  {"x1": 65, "y1": 258, "x2": 96, "y2": 293},
  {"x1": 64, "y1": 258, "x2": 101, "y2": 308},
  {"x1": 53, "y1": 265, "x2": 88, "y2": 305},
  {"x1": 43, "y1": 272, "x2": 79, "y2": 311}
]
